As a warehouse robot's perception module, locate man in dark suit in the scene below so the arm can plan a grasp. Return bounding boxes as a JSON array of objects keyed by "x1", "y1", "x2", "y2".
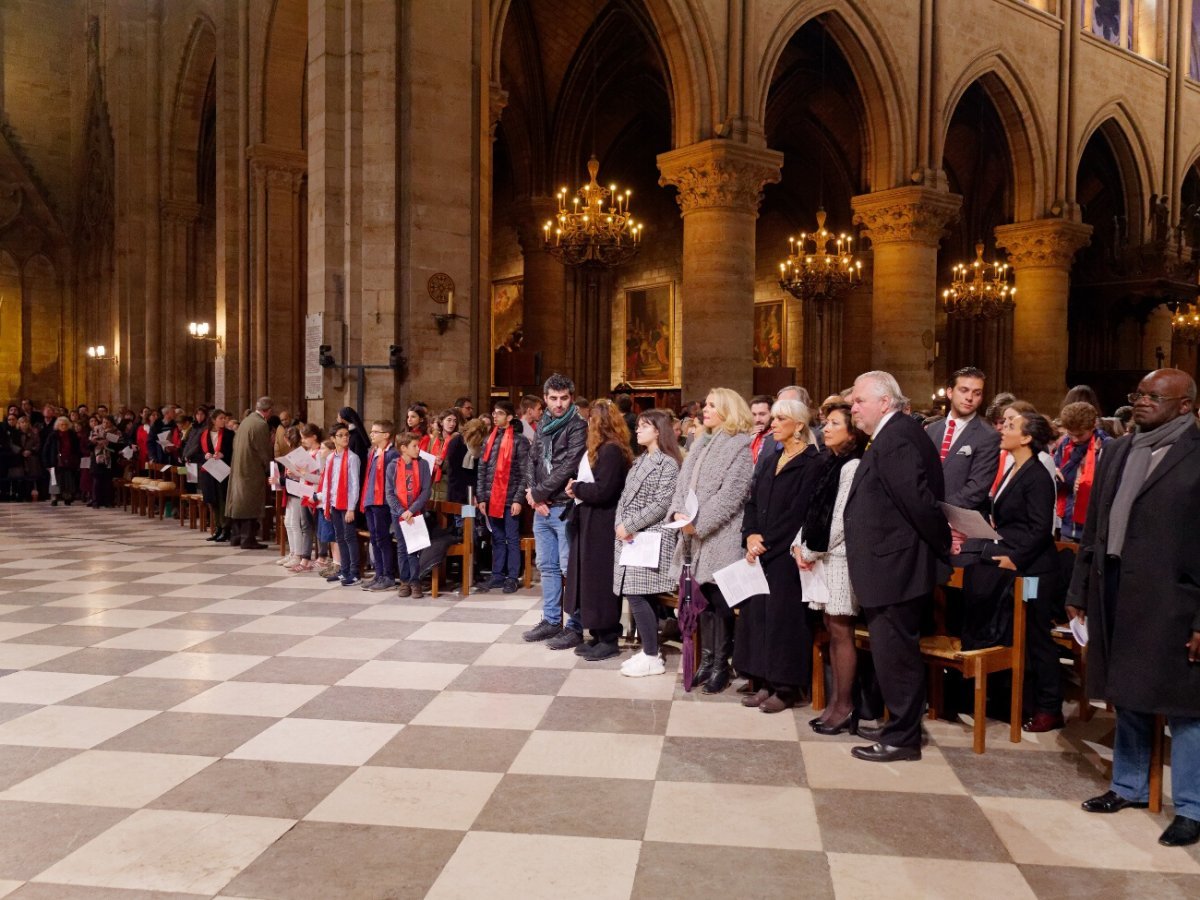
[
  {"x1": 926, "y1": 367, "x2": 1000, "y2": 515},
  {"x1": 845, "y1": 371, "x2": 951, "y2": 762},
  {"x1": 1068, "y1": 369, "x2": 1200, "y2": 848}
]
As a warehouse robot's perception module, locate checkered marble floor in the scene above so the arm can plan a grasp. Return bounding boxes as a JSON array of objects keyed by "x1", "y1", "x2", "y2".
[{"x1": 0, "y1": 504, "x2": 1197, "y2": 899}]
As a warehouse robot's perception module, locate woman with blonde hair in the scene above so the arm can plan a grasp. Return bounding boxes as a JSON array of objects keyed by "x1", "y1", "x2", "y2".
[
  {"x1": 564, "y1": 399, "x2": 634, "y2": 661},
  {"x1": 667, "y1": 387, "x2": 755, "y2": 692}
]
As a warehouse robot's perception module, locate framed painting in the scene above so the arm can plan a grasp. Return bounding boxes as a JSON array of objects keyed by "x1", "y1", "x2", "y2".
[
  {"x1": 491, "y1": 278, "x2": 524, "y2": 352},
  {"x1": 753, "y1": 301, "x2": 785, "y2": 368},
  {"x1": 624, "y1": 282, "x2": 674, "y2": 386}
]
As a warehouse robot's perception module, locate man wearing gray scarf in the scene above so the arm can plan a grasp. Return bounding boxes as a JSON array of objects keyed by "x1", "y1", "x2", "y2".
[{"x1": 1067, "y1": 369, "x2": 1200, "y2": 848}]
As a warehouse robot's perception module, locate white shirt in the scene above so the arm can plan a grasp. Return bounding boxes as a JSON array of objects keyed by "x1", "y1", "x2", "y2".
[
  {"x1": 942, "y1": 411, "x2": 976, "y2": 452},
  {"x1": 872, "y1": 410, "x2": 899, "y2": 439}
]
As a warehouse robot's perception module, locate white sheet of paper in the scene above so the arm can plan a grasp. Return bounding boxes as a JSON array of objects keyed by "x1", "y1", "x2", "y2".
[
  {"x1": 201, "y1": 457, "x2": 231, "y2": 482},
  {"x1": 48, "y1": 467, "x2": 57, "y2": 486},
  {"x1": 120, "y1": 446, "x2": 136, "y2": 460},
  {"x1": 798, "y1": 559, "x2": 831, "y2": 607},
  {"x1": 419, "y1": 450, "x2": 438, "y2": 470},
  {"x1": 573, "y1": 453, "x2": 595, "y2": 505},
  {"x1": 156, "y1": 431, "x2": 173, "y2": 447},
  {"x1": 277, "y1": 447, "x2": 315, "y2": 474},
  {"x1": 712, "y1": 558, "x2": 770, "y2": 608},
  {"x1": 663, "y1": 489, "x2": 700, "y2": 530},
  {"x1": 619, "y1": 531, "x2": 662, "y2": 568},
  {"x1": 79, "y1": 457, "x2": 91, "y2": 470},
  {"x1": 105, "y1": 432, "x2": 121, "y2": 443},
  {"x1": 1069, "y1": 616, "x2": 1089, "y2": 647},
  {"x1": 186, "y1": 463, "x2": 199, "y2": 481},
  {"x1": 939, "y1": 503, "x2": 1003, "y2": 541},
  {"x1": 285, "y1": 479, "x2": 316, "y2": 500},
  {"x1": 398, "y1": 515, "x2": 431, "y2": 552}
]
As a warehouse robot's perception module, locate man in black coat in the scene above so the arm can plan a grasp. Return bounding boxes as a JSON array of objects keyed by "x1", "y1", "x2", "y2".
[
  {"x1": 845, "y1": 370, "x2": 950, "y2": 762},
  {"x1": 1067, "y1": 368, "x2": 1200, "y2": 848}
]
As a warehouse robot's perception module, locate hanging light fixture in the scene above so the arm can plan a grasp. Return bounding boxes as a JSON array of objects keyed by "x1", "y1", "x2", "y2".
[
  {"x1": 544, "y1": 157, "x2": 643, "y2": 268},
  {"x1": 778, "y1": 209, "x2": 862, "y2": 302},
  {"x1": 941, "y1": 242, "x2": 1016, "y2": 319},
  {"x1": 1172, "y1": 304, "x2": 1200, "y2": 343}
]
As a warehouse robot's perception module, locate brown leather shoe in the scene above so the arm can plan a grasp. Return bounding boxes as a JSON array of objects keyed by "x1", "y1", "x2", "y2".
[
  {"x1": 742, "y1": 689, "x2": 769, "y2": 708},
  {"x1": 396, "y1": 583, "x2": 412, "y2": 598},
  {"x1": 409, "y1": 582, "x2": 424, "y2": 599},
  {"x1": 759, "y1": 693, "x2": 796, "y2": 714}
]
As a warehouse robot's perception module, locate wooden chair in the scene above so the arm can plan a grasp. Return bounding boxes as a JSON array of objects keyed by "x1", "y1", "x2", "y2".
[
  {"x1": 427, "y1": 500, "x2": 473, "y2": 598},
  {"x1": 356, "y1": 528, "x2": 374, "y2": 575},
  {"x1": 521, "y1": 536, "x2": 537, "y2": 588},
  {"x1": 812, "y1": 567, "x2": 1028, "y2": 754},
  {"x1": 175, "y1": 470, "x2": 205, "y2": 529},
  {"x1": 145, "y1": 477, "x2": 179, "y2": 520}
]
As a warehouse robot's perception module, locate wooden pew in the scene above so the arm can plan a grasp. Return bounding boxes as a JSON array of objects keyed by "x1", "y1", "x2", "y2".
[{"x1": 426, "y1": 500, "x2": 473, "y2": 598}]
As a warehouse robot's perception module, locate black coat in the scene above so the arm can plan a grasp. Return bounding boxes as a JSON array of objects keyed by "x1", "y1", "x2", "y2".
[
  {"x1": 845, "y1": 413, "x2": 950, "y2": 608},
  {"x1": 564, "y1": 442, "x2": 630, "y2": 632},
  {"x1": 1067, "y1": 424, "x2": 1200, "y2": 717},
  {"x1": 192, "y1": 427, "x2": 235, "y2": 507},
  {"x1": 734, "y1": 444, "x2": 824, "y2": 687}
]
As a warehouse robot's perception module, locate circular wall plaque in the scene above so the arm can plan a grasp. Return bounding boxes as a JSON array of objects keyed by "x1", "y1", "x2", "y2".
[{"x1": 427, "y1": 273, "x2": 455, "y2": 304}]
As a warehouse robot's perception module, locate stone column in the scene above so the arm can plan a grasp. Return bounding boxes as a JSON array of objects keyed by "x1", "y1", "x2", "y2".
[
  {"x1": 517, "y1": 198, "x2": 568, "y2": 381},
  {"x1": 851, "y1": 186, "x2": 961, "y2": 403},
  {"x1": 994, "y1": 219, "x2": 1092, "y2": 412},
  {"x1": 657, "y1": 139, "x2": 783, "y2": 398},
  {"x1": 160, "y1": 199, "x2": 201, "y2": 407}
]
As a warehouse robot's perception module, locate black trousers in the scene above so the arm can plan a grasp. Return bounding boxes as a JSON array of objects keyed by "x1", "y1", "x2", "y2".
[{"x1": 863, "y1": 595, "x2": 927, "y2": 749}]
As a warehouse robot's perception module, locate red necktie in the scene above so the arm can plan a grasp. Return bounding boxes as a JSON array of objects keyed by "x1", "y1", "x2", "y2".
[{"x1": 939, "y1": 418, "x2": 957, "y2": 462}]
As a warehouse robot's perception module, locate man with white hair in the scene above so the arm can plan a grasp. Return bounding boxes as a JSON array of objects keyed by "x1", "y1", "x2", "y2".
[{"x1": 844, "y1": 371, "x2": 950, "y2": 762}]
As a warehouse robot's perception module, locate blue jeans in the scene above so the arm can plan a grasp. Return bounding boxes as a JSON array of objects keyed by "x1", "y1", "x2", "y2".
[
  {"x1": 488, "y1": 511, "x2": 521, "y2": 581},
  {"x1": 1111, "y1": 707, "x2": 1200, "y2": 821},
  {"x1": 364, "y1": 505, "x2": 396, "y2": 580},
  {"x1": 533, "y1": 506, "x2": 580, "y2": 631},
  {"x1": 392, "y1": 518, "x2": 421, "y2": 584},
  {"x1": 330, "y1": 510, "x2": 359, "y2": 579}
]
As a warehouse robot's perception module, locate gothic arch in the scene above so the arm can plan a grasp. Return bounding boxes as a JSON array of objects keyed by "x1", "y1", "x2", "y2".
[
  {"x1": 937, "y1": 52, "x2": 1049, "y2": 222},
  {"x1": 756, "y1": 0, "x2": 909, "y2": 192},
  {"x1": 1074, "y1": 104, "x2": 1155, "y2": 242},
  {"x1": 167, "y1": 17, "x2": 217, "y2": 203},
  {"x1": 492, "y1": 0, "x2": 716, "y2": 148}
]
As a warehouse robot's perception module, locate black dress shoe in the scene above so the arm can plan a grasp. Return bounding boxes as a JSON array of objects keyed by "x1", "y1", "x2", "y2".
[
  {"x1": 1159, "y1": 815, "x2": 1200, "y2": 847},
  {"x1": 856, "y1": 723, "x2": 884, "y2": 742},
  {"x1": 813, "y1": 711, "x2": 859, "y2": 736},
  {"x1": 582, "y1": 640, "x2": 620, "y2": 662},
  {"x1": 851, "y1": 742, "x2": 921, "y2": 763},
  {"x1": 1081, "y1": 790, "x2": 1149, "y2": 814}
]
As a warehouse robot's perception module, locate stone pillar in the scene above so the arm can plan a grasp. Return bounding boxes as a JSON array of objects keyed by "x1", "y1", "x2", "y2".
[
  {"x1": 160, "y1": 199, "x2": 201, "y2": 406},
  {"x1": 851, "y1": 186, "x2": 961, "y2": 403},
  {"x1": 657, "y1": 139, "x2": 783, "y2": 399},
  {"x1": 994, "y1": 219, "x2": 1092, "y2": 413},
  {"x1": 517, "y1": 198, "x2": 568, "y2": 381}
]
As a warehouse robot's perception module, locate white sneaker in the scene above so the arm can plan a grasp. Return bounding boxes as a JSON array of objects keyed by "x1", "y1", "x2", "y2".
[
  {"x1": 275, "y1": 554, "x2": 296, "y2": 567},
  {"x1": 620, "y1": 652, "x2": 665, "y2": 678}
]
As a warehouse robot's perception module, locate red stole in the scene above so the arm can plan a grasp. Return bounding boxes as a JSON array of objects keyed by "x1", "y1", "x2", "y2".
[
  {"x1": 321, "y1": 450, "x2": 350, "y2": 515},
  {"x1": 201, "y1": 429, "x2": 224, "y2": 456},
  {"x1": 301, "y1": 449, "x2": 320, "y2": 509},
  {"x1": 360, "y1": 448, "x2": 387, "y2": 510},
  {"x1": 483, "y1": 426, "x2": 515, "y2": 518},
  {"x1": 428, "y1": 436, "x2": 447, "y2": 483},
  {"x1": 990, "y1": 449, "x2": 1009, "y2": 497},
  {"x1": 395, "y1": 458, "x2": 422, "y2": 513},
  {"x1": 1057, "y1": 435, "x2": 1097, "y2": 524}
]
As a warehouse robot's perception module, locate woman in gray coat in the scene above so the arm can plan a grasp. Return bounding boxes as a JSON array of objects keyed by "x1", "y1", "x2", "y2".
[
  {"x1": 614, "y1": 410, "x2": 683, "y2": 677},
  {"x1": 667, "y1": 388, "x2": 755, "y2": 693}
]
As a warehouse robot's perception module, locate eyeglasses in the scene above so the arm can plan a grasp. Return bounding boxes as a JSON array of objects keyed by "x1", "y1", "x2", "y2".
[{"x1": 1128, "y1": 392, "x2": 1186, "y2": 405}]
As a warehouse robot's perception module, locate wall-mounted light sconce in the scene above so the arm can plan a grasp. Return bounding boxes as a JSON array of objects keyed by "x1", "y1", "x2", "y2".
[
  {"x1": 187, "y1": 321, "x2": 222, "y2": 348},
  {"x1": 86, "y1": 345, "x2": 118, "y2": 363},
  {"x1": 431, "y1": 290, "x2": 468, "y2": 335}
]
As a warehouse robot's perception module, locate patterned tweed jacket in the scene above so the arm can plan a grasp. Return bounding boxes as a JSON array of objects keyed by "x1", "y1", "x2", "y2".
[{"x1": 612, "y1": 450, "x2": 680, "y2": 596}]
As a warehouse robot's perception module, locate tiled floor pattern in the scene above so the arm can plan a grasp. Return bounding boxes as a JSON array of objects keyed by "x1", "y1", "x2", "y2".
[{"x1": 0, "y1": 504, "x2": 1196, "y2": 899}]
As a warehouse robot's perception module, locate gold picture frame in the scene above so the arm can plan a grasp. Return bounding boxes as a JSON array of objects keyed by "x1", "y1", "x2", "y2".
[
  {"x1": 624, "y1": 282, "x2": 675, "y2": 386},
  {"x1": 753, "y1": 301, "x2": 785, "y2": 368}
]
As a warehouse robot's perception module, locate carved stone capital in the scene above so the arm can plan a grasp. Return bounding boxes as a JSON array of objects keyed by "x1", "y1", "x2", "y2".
[
  {"x1": 248, "y1": 144, "x2": 307, "y2": 193},
  {"x1": 515, "y1": 196, "x2": 560, "y2": 252},
  {"x1": 994, "y1": 219, "x2": 1093, "y2": 269},
  {"x1": 489, "y1": 82, "x2": 508, "y2": 141},
  {"x1": 851, "y1": 186, "x2": 962, "y2": 246},
  {"x1": 160, "y1": 198, "x2": 201, "y2": 224},
  {"x1": 657, "y1": 140, "x2": 783, "y2": 216}
]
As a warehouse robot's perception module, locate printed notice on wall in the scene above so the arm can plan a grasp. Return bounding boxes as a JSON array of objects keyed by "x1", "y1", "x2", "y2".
[
  {"x1": 213, "y1": 356, "x2": 226, "y2": 410},
  {"x1": 305, "y1": 312, "x2": 324, "y2": 400}
]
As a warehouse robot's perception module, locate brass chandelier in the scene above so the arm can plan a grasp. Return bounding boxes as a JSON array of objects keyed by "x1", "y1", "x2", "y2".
[
  {"x1": 942, "y1": 242, "x2": 1016, "y2": 319},
  {"x1": 1172, "y1": 304, "x2": 1200, "y2": 343},
  {"x1": 543, "y1": 156, "x2": 642, "y2": 268},
  {"x1": 777, "y1": 209, "x2": 862, "y2": 303}
]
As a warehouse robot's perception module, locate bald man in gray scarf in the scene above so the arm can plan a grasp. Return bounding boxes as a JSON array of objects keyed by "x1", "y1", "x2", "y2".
[{"x1": 1067, "y1": 369, "x2": 1200, "y2": 848}]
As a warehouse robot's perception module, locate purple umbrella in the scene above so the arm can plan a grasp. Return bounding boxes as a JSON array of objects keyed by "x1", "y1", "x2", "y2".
[{"x1": 677, "y1": 561, "x2": 708, "y2": 692}]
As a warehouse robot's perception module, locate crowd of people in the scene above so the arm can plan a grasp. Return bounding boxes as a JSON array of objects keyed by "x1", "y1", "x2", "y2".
[{"x1": 3, "y1": 362, "x2": 1197, "y2": 849}]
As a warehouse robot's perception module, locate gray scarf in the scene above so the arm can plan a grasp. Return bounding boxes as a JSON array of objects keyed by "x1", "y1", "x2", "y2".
[{"x1": 1107, "y1": 413, "x2": 1196, "y2": 557}]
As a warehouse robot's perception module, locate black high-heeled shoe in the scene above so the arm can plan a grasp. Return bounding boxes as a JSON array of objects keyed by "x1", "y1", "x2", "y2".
[{"x1": 813, "y1": 710, "x2": 859, "y2": 736}]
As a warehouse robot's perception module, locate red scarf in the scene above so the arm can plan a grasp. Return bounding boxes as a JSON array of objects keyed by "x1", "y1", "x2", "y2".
[
  {"x1": 301, "y1": 448, "x2": 320, "y2": 509},
  {"x1": 1056, "y1": 435, "x2": 1097, "y2": 524},
  {"x1": 395, "y1": 458, "x2": 422, "y2": 514},
  {"x1": 750, "y1": 430, "x2": 768, "y2": 464},
  {"x1": 360, "y1": 448, "x2": 387, "y2": 511},
  {"x1": 428, "y1": 436, "x2": 447, "y2": 483},
  {"x1": 200, "y1": 429, "x2": 224, "y2": 456},
  {"x1": 990, "y1": 449, "x2": 1009, "y2": 497},
  {"x1": 483, "y1": 426, "x2": 516, "y2": 518},
  {"x1": 321, "y1": 450, "x2": 350, "y2": 515}
]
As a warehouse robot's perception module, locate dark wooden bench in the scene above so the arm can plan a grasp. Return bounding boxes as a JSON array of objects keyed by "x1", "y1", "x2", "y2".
[{"x1": 427, "y1": 500, "x2": 474, "y2": 598}]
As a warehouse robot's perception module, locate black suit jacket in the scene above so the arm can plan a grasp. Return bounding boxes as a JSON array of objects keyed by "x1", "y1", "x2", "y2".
[
  {"x1": 981, "y1": 458, "x2": 1058, "y2": 576},
  {"x1": 925, "y1": 415, "x2": 1000, "y2": 512},
  {"x1": 845, "y1": 413, "x2": 951, "y2": 608}
]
